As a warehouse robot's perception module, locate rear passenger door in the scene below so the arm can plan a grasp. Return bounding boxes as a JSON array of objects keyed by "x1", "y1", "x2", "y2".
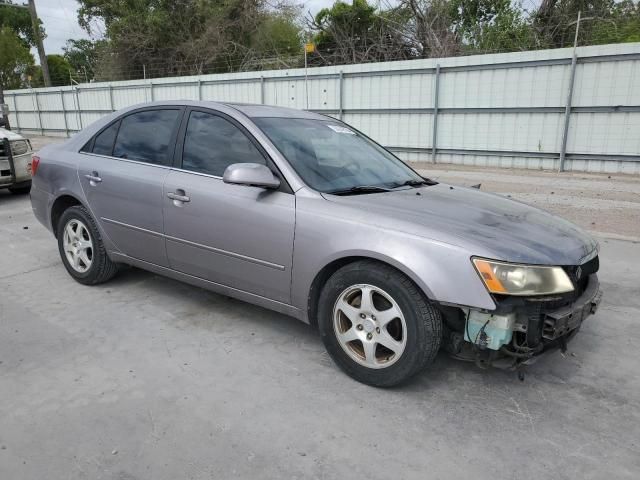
[
  {"x1": 162, "y1": 108, "x2": 296, "y2": 303},
  {"x1": 78, "y1": 107, "x2": 183, "y2": 266}
]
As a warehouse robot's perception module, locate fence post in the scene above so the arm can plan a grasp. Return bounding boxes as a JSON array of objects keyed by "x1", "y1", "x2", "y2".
[
  {"x1": 431, "y1": 64, "x2": 441, "y2": 164},
  {"x1": 559, "y1": 54, "x2": 578, "y2": 172},
  {"x1": 338, "y1": 71, "x2": 344, "y2": 120},
  {"x1": 109, "y1": 85, "x2": 115, "y2": 112},
  {"x1": 12, "y1": 94, "x2": 21, "y2": 132},
  {"x1": 197, "y1": 79, "x2": 202, "y2": 101},
  {"x1": 34, "y1": 91, "x2": 44, "y2": 136},
  {"x1": 260, "y1": 76, "x2": 265, "y2": 104},
  {"x1": 74, "y1": 87, "x2": 83, "y2": 130},
  {"x1": 149, "y1": 82, "x2": 155, "y2": 102},
  {"x1": 60, "y1": 89, "x2": 69, "y2": 137}
]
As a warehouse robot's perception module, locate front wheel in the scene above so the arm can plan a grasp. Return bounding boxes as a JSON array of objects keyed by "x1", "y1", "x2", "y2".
[
  {"x1": 318, "y1": 260, "x2": 442, "y2": 387},
  {"x1": 56, "y1": 205, "x2": 119, "y2": 285}
]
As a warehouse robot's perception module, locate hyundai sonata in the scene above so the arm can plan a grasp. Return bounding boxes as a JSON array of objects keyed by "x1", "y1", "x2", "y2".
[{"x1": 30, "y1": 101, "x2": 601, "y2": 386}]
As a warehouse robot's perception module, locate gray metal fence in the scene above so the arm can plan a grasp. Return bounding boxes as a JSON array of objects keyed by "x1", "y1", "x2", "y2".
[{"x1": 5, "y1": 42, "x2": 640, "y2": 174}]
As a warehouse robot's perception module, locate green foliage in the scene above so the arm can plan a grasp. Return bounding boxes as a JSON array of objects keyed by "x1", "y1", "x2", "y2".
[
  {"x1": 63, "y1": 39, "x2": 106, "y2": 81},
  {"x1": 31, "y1": 55, "x2": 76, "y2": 87},
  {"x1": 448, "y1": 0, "x2": 512, "y2": 43},
  {"x1": 251, "y1": 12, "x2": 302, "y2": 56},
  {"x1": 74, "y1": 0, "x2": 300, "y2": 77},
  {"x1": 590, "y1": 0, "x2": 640, "y2": 44},
  {"x1": 62, "y1": 0, "x2": 640, "y2": 78},
  {"x1": 314, "y1": 0, "x2": 378, "y2": 49},
  {"x1": 311, "y1": 0, "x2": 414, "y2": 63},
  {"x1": 0, "y1": 0, "x2": 41, "y2": 48},
  {"x1": 0, "y1": 26, "x2": 34, "y2": 90},
  {"x1": 467, "y1": 3, "x2": 540, "y2": 52}
]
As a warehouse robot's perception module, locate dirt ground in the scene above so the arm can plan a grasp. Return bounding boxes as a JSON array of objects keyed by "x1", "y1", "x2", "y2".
[{"x1": 414, "y1": 163, "x2": 640, "y2": 241}]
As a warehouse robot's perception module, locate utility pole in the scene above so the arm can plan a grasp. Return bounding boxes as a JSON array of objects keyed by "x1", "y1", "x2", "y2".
[{"x1": 28, "y1": 0, "x2": 51, "y2": 87}]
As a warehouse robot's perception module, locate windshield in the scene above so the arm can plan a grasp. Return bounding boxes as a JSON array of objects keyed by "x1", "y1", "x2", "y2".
[{"x1": 253, "y1": 117, "x2": 424, "y2": 193}]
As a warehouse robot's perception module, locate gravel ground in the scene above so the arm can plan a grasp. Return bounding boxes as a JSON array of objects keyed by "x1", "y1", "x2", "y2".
[{"x1": 414, "y1": 163, "x2": 640, "y2": 240}]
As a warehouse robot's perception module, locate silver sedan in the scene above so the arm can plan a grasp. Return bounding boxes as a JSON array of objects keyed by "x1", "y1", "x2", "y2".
[{"x1": 30, "y1": 101, "x2": 602, "y2": 386}]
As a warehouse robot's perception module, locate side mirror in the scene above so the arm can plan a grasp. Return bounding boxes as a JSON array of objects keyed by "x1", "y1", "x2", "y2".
[{"x1": 222, "y1": 163, "x2": 281, "y2": 189}]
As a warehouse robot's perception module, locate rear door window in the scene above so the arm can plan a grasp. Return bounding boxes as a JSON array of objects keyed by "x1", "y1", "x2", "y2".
[{"x1": 113, "y1": 109, "x2": 181, "y2": 165}]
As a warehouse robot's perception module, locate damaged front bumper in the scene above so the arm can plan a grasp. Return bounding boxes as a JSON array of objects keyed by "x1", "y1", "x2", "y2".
[{"x1": 446, "y1": 274, "x2": 602, "y2": 369}]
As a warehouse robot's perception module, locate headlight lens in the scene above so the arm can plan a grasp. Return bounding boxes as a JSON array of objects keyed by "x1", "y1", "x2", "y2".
[
  {"x1": 472, "y1": 258, "x2": 574, "y2": 296},
  {"x1": 11, "y1": 140, "x2": 29, "y2": 156}
]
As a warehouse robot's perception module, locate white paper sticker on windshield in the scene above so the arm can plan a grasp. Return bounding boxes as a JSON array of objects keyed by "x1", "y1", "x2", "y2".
[{"x1": 327, "y1": 124, "x2": 356, "y2": 135}]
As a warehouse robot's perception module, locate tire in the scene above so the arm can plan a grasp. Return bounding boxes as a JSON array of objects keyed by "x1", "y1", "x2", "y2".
[
  {"x1": 56, "y1": 205, "x2": 119, "y2": 285},
  {"x1": 9, "y1": 184, "x2": 31, "y2": 195},
  {"x1": 318, "y1": 260, "x2": 442, "y2": 387}
]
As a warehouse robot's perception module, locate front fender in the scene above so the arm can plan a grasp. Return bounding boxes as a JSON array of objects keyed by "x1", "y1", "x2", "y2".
[{"x1": 291, "y1": 196, "x2": 497, "y2": 322}]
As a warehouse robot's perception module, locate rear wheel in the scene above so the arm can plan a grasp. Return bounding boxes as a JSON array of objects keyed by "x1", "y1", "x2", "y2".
[
  {"x1": 56, "y1": 205, "x2": 118, "y2": 285},
  {"x1": 318, "y1": 260, "x2": 442, "y2": 387}
]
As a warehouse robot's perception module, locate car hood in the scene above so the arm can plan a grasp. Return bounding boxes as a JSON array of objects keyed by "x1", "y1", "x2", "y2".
[
  {"x1": 323, "y1": 184, "x2": 598, "y2": 266},
  {"x1": 0, "y1": 128, "x2": 26, "y2": 141}
]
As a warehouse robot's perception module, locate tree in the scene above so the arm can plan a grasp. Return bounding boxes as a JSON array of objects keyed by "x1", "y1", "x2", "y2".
[
  {"x1": 446, "y1": 0, "x2": 539, "y2": 52},
  {"x1": 0, "y1": 26, "x2": 34, "y2": 90},
  {"x1": 471, "y1": 5, "x2": 539, "y2": 52},
  {"x1": 392, "y1": 0, "x2": 460, "y2": 57},
  {"x1": 532, "y1": 0, "x2": 640, "y2": 48},
  {"x1": 242, "y1": 10, "x2": 303, "y2": 70},
  {"x1": 0, "y1": 26, "x2": 34, "y2": 128},
  {"x1": 76, "y1": 0, "x2": 305, "y2": 78},
  {"x1": 63, "y1": 38, "x2": 106, "y2": 82},
  {"x1": 31, "y1": 54, "x2": 76, "y2": 87},
  {"x1": 0, "y1": 0, "x2": 41, "y2": 47},
  {"x1": 309, "y1": 0, "x2": 414, "y2": 65},
  {"x1": 590, "y1": 0, "x2": 640, "y2": 44}
]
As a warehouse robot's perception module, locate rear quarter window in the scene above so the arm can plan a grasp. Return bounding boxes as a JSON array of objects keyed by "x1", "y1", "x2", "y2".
[{"x1": 91, "y1": 120, "x2": 120, "y2": 156}]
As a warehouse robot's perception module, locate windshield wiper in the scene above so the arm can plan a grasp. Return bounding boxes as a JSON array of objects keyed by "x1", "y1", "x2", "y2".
[
  {"x1": 389, "y1": 178, "x2": 438, "y2": 189},
  {"x1": 327, "y1": 185, "x2": 393, "y2": 196}
]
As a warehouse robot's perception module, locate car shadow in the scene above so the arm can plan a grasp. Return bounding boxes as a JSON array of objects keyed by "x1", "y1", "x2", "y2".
[
  {"x1": 98, "y1": 266, "x2": 582, "y2": 391},
  {"x1": 0, "y1": 188, "x2": 30, "y2": 203}
]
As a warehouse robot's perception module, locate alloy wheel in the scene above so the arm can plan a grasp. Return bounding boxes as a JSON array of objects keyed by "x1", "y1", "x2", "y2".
[
  {"x1": 332, "y1": 284, "x2": 407, "y2": 369},
  {"x1": 62, "y1": 219, "x2": 93, "y2": 273}
]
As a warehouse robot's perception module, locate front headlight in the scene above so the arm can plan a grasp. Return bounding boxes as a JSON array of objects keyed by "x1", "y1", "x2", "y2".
[
  {"x1": 11, "y1": 140, "x2": 29, "y2": 156},
  {"x1": 472, "y1": 258, "x2": 574, "y2": 296}
]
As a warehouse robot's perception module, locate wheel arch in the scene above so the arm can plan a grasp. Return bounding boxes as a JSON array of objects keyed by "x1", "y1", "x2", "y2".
[
  {"x1": 50, "y1": 194, "x2": 84, "y2": 238},
  {"x1": 306, "y1": 253, "x2": 436, "y2": 328}
]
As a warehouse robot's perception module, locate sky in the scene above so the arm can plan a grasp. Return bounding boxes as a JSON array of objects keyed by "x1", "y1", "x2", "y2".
[
  {"x1": 34, "y1": 0, "x2": 337, "y2": 55},
  {"x1": 34, "y1": 0, "x2": 93, "y2": 54}
]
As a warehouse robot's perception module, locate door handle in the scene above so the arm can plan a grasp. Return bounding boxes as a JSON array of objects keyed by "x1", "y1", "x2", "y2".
[
  {"x1": 167, "y1": 191, "x2": 190, "y2": 203},
  {"x1": 85, "y1": 172, "x2": 102, "y2": 185}
]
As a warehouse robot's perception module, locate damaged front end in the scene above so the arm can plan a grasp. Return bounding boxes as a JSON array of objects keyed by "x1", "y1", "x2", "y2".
[{"x1": 442, "y1": 256, "x2": 602, "y2": 370}]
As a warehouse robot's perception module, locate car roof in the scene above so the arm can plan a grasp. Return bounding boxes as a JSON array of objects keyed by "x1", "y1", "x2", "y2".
[
  {"x1": 222, "y1": 103, "x2": 329, "y2": 121},
  {"x1": 115, "y1": 100, "x2": 330, "y2": 121}
]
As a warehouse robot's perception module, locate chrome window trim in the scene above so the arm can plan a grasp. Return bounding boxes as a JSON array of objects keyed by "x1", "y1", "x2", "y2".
[
  {"x1": 169, "y1": 167, "x2": 223, "y2": 180},
  {"x1": 80, "y1": 151, "x2": 172, "y2": 169}
]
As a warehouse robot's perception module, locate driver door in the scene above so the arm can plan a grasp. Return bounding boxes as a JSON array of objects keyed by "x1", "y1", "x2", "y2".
[{"x1": 162, "y1": 108, "x2": 295, "y2": 304}]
